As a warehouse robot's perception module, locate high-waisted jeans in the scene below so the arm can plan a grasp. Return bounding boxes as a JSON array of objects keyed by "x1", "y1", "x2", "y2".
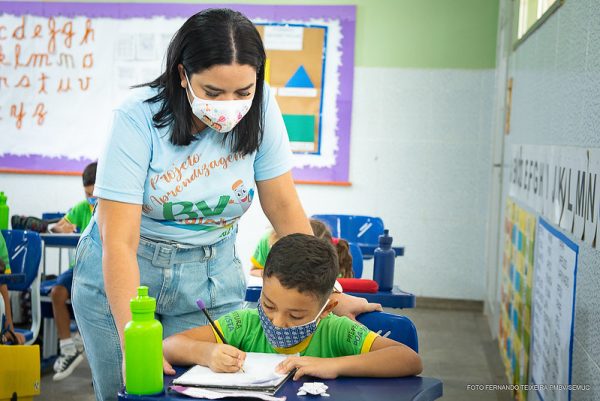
[{"x1": 72, "y1": 219, "x2": 246, "y2": 401}]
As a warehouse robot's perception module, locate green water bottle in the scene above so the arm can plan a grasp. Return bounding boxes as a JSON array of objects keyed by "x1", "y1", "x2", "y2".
[
  {"x1": 0, "y1": 192, "x2": 9, "y2": 230},
  {"x1": 124, "y1": 286, "x2": 163, "y2": 395}
]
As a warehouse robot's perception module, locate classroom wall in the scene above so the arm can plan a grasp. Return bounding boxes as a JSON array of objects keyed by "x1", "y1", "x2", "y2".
[
  {"x1": 494, "y1": 0, "x2": 600, "y2": 398},
  {"x1": 0, "y1": 0, "x2": 500, "y2": 300}
]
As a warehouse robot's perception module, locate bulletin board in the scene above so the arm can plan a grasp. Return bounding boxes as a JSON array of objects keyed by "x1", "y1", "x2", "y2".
[
  {"x1": 0, "y1": 2, "x2": 356, "y2": 184},
  {"x1": 530, "y1": 217, "x2": 577, "y2": 401},
  {"x1": 256, "y1": 24, "x2": 326, "y2": 154},
  {"x1": 498, "y1": 197, "x2": 536, "y2": 401}
]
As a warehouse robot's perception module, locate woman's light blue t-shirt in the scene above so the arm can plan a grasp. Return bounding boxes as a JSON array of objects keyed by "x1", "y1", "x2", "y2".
[{"x1": 94, "y1": 85, "x2": 292, "y2": 246}]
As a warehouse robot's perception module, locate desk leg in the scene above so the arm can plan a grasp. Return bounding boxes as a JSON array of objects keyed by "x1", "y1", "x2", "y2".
[
  {"x1": 42, "y1": 317, "x2": 59, "y2": 359},
  {"x1": 42, "y1": 243, "x2": 47, "y2": 279}
]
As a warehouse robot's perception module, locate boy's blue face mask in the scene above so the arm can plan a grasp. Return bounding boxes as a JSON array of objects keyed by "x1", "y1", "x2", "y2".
[
  {"x1": 257, "y1": 298, "x2": 329, "y2": 349},
  {"x1": 87, "y1": 197, "x2": 97, "y2": 206}
]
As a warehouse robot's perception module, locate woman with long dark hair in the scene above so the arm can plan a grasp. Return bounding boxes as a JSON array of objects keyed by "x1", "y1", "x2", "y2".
[{"x1": 72, "y1": 9, "x2": 380, "y2": 400}]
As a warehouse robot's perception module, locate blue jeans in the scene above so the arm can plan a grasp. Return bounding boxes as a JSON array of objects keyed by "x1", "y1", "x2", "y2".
[{"x1": 71, "y1": 219, "x2": 246, "y2": 401}]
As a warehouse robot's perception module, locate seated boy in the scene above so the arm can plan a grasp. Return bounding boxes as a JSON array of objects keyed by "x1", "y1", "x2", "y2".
[
  {"x1": 0, "y1": 232, "x2": 25, "y2": 345},
  {"x1": 164, "y1": 233, "x2": 422, "y2": 379},
  {"x1": 49, "y1": 161, "x2": 96, "y2": 381}
]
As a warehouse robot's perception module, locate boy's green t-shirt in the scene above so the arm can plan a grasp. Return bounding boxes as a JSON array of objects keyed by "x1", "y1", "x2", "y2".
[
  {"x1": 214, "y1": 309, "x2": 378, "y2": 357},
  {"x1": 65, "y1": 200, "x2": 93, "y2": 232},
  {"x1": 251, "y1": 232, "x2": 272, "y2": 270},
  {"x1": 0, "y1": 232, "x2": 10, "y2": 273}
]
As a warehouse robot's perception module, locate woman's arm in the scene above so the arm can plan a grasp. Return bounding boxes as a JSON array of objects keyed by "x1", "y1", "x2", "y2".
[
  {"x1": 256, "y1": 172, "x2": 313, "y2": 236},
  {"x1": 277, "y1": 336, "x2": 423, "y2": 380},
  {"x1": 96, "y1": 199, "x2": 142, "y2": 347}
]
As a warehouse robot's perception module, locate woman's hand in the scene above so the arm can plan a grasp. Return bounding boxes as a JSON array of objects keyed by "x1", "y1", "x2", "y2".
[
  {"x1": 122, "y1": 353, "x2": 175, "y2": 384},
  {"x1": 208, "y1": 344, "x2": 246, "y2": 373},
  {"x1": 331, "y1": 293, "x2": 382, "y2": 321},
  {"x1": 163, "y1": 356, "x2": 176, "y2": 375},
  {"x1": 277, "y1": 356, "x2": 339, "y2": 381}
]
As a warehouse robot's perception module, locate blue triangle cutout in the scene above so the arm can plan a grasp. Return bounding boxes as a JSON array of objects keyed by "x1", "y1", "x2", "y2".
[{"x1": 285, "y1": 66, "x2": 314, "y2": 88}]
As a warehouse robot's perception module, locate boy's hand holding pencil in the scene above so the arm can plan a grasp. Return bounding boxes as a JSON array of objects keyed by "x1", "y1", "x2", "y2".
[
  {"x1": 207, "y1": 343, "x2": 247, "y2": 373},
  {"x1": 196, "y1": 298, "x2": 246, "y2": 373}
]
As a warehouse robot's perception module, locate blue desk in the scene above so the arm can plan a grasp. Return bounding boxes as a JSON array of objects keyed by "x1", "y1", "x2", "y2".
[
  {"x1": 39, "y1": 233, "x2": 81, "y2": 247},
  {"x1": 118, "y1": 367, "x2": 443, "y2": 401},
  {"x1": 358, "y1": 244, "x2": 404, "y2": 258},
  {"x1": 245, "y1": 285, "x2": 415, "y2": 309},
  {"x1": 347, "y1": 286, "x2": 416, "y2": 309},
  {"x1": 0, "y1": 273, "x2": 25, "y2": 285}
]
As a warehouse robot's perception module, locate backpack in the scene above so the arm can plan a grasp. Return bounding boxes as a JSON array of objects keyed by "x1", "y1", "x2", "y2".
[{"x1": 10, "y1": 215, "x2": 49, "y2": 233}]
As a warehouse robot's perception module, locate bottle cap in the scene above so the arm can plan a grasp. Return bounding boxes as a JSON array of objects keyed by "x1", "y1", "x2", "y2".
[
  {"x1": 130, "y1": 286, "x2": 156, "y2": 314},
  {"x1": 378, "y1": 229, "x2": 393, "y2": 246},
  {"x1": 0, "y1": 192, "x2": 6, "y2": 204}
]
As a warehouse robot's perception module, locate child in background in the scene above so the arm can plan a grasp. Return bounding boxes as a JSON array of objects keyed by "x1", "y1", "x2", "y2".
[
  {"x1": 250, "y1": 219, "x2": 354, "y2": 278},
  {"x1": 50, "y1": 161, "x2": 96, "y2": 381},
  {"x1": 0, "y1": 232, "x2": 25, "y2": 345},
  {"x1": 164, "y1": 233, "x2": 422, "y2": 379}
]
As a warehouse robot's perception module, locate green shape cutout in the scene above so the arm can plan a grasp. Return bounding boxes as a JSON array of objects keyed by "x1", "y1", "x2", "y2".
[{"x1": 283, "y1": 114, "x2": 315, "y2": 142}]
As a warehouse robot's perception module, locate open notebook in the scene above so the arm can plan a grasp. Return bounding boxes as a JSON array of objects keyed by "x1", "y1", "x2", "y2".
[{"x1": 172, "y1": 352, "x2": 295, "y2": 395}]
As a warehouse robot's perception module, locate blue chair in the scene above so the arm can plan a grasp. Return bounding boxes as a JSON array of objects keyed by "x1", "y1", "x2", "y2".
[
  {"x1": 356, "y1": 311, "x2": 418, "y2": 353},
  {"x1": 348, "y1": 241, "x2": 364, "y2": 278},
  {"x1": 1, "y1": 229, "x2": 42, "y2": 344},
  {"x1": 312, "y1": 214, "x2": 385, "y2": 259}
]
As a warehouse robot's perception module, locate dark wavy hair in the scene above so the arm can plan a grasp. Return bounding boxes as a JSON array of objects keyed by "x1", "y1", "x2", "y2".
[{"x1": 139, "y1": 8, "x2": 266, "y2": 155}]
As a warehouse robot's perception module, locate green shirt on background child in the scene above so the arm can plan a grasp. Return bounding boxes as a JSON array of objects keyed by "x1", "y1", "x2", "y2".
[
  {"x1": 250, "y1": 232, "x2": 271, "y2": 270},
  {"x1": 64, "y1": 200, "x2": 93, "y2": 232}
]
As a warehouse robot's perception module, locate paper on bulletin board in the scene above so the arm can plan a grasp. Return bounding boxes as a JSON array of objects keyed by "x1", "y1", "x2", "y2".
[
  {"x1": 263, "y1": 25, "x2": 304, "y2": 50},
  {"x1": 559, "y1": 147, "x2": 586, "y2": 234},
  {"x1": 498, "y1": 197, "x2": 536, "y2": 401},
  {"x1": 530, "y1": 218, "x2": 578, "y2": 401}
]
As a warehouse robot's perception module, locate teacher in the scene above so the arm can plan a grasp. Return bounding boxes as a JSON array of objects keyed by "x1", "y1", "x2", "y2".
[{"x1": 72, "y1": 8, "x2": 380, "y2": 401}]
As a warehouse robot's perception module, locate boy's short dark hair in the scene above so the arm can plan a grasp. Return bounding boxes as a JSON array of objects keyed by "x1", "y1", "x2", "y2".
[
  {"x1": 82, "y1": 162, "x2": 97, "y2": 187},
  {"x1": 264, "y1": 233, "x2": 338, "y2": 302}
]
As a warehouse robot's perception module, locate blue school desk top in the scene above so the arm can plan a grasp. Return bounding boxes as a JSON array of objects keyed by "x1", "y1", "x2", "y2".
[
  {"x1": 245, "y1": 285, "x2": 416, "y2": 309},
  {"x1": 39, "y1": 233, "x2": 81, "y2": 247},
  {"x1": 359, "y1": 244, "x2": 404, "y2": 258},
  {"x1": 0, "y1": 273, "x2": 25, "y2": 285},
  {"x1": 117, "y1": 367, "x2": 443, "y2": 401}
]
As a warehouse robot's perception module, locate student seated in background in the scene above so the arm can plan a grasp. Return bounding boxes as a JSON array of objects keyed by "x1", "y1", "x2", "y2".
[
  {"x1": 251, "y1": 219, "x2": 354, "y2": 278},
  {"x1": 0, "y1": 232, "x2": 25, "y2": 345},
  {"x1": 49, "y1": 161, "x2": 96, "y2": 381},
  {"x1": 164, "y1": 233, "x2": 422, "y2": 379}
]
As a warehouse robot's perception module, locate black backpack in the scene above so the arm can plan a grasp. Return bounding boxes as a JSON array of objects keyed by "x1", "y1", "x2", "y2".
[{"x1": 10, "y1": 215, "x2": 50, "y2": 233}]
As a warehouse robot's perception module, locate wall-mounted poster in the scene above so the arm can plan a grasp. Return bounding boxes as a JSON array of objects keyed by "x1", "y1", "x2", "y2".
[
  {"x1": 499, "y1": 197, "x2": 536, "y2": 401},
  {"x1": 0, "y1": 2, "x2": 356, "y2": 184},
  {"x1": 529, "y1": 217, "x2": 578, "y2": 401}
]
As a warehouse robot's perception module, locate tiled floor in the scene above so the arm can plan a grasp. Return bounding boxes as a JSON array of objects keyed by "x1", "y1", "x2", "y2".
[
  {"x1": 37, "y1": 307, "x2": 512, "y2": 401},
  {"x1": 400, "y1": 307, "x2": 512, "y2": 401}
]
